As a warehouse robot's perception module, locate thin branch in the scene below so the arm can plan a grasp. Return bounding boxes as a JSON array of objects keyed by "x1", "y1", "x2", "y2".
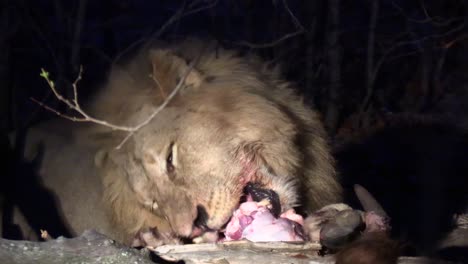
[
  {"x1": 111, "y1": 3, "x2": 186, "y2": 65},
  {"x1": 151, "y1": 73, "x2": 166, "y2": 99},
  {"x1": 30, "y1": 97, "x2": 87, "y2": 122},
  {"x1": 360, "y1": 20, "x2": 465, "y2": 104},
  {"x1": 182, "y1": 0, "x2": 219, "y2": 19},
  {"x1": 152, "y1": 2, "x2": 186, "y2": 38},
  {"x1": 70, "y1": 0, "x2": 87, "y2": 74},
  {"x1": 390, "y1": 0, "x2": 465, "y2": 26},
  {"x1": 234, "y1": 0, "x2": 305, "y2": 49},
  {"x1": 443, "y1": 33, "x2": 468, "y2": 49},
  {"x1": 37, "y1": 68, "x2": 135, "y2": 131},
  {"x1": 359, "y1": 0, "x2": 380, "y2": 115},
  {"x1": 430, "y1": 46, "x2": 448, "y2": 108},
  {"x1": 235, "y1": 30, "x2": 304, "y2": 49},
  {"x1": 40, "y1": 69, "x2": 77, "y2": 111},
  {"x1": 72, "y1": 65, "x2": 83, "y2": 105},
  {"x1": 153, "y1": 0, "x2": 218, "y2": 39},
  {"x1": 282, "y1": 0, "x2": 304, "y2": 30},
  {"x1": 116, "y1": 56, "x2": 199, "y2": 149},
  {"x1": 17, "y1": 1, "x2": 60, "y2": 77},
  {"x1": 31, "y1": 92, "x2": 133, "y2": 130},
  {"x1": 150, "y1": 53, "x2": 168, "y2": 99},
  {"x1": 112, "y1": 0, "x2": 218, "y2": 66},
  {"x1": 324, "y1": 0, "x2": 341, "y2": 134},
  {"x1": 34, "y1": 51, "x2": 200, "y2": 149}
]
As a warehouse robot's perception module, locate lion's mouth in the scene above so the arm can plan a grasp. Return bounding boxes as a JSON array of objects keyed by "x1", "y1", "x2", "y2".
[
  {"x1": 207, "y1": 182, "x2": 283, "y2": 224},
  {"x1": 192, "y1": 182, "x2": 296, "y2": 242},
  {"x1": 220, "y1": 183, "x2": 305, "y2": 242},
  {"x1": 242, "y1": 182, "x2": 282, "y2": 217}
]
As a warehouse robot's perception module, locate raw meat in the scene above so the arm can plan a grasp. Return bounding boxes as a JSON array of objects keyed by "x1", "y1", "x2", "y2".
[{"x1": 224, "y1": 200, "x2": 305, "y2": 242}]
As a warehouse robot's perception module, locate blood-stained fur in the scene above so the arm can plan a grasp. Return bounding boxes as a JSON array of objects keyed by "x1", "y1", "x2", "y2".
[{"x1": 5, "y1": 39, "x2": 342, "y2": 246}]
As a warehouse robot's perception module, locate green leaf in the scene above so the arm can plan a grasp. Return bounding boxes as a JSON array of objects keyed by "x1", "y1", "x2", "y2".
[{"x1": 40, "y1": 69, "x2": 50, "y2": 80}]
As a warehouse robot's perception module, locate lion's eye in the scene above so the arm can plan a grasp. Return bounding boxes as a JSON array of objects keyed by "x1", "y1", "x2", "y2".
[
  {"x1": 166, "y1": 143, "x2": 175, "y2": 175},
  {"x1": 167, "y1": 151, "x2": 174, "y2": 172}
]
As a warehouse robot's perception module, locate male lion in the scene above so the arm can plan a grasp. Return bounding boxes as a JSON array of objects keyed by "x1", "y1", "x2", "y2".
[{"x1": 6, "y1": 39, "x2": 342, "y2": 246}]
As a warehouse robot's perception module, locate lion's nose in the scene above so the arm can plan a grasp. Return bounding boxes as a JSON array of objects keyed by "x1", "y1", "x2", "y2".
[{"x1": 194, "y1": 205, "x2": 209, "y2": 229}]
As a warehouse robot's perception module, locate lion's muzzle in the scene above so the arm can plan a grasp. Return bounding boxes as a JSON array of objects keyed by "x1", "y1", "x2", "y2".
[{"x1": 201, "y1": 188, "x2": 243, "y2": 231}]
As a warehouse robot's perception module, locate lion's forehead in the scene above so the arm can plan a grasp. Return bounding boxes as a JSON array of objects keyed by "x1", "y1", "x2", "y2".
[{"x1": 135, "y1": 114, "x2": 241, "y2": 176}]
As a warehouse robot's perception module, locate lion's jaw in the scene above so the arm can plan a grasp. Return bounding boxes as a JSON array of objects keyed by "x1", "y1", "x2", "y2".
[{"x1": 129, "y1": 105, "x2": 306, "y2": 239}]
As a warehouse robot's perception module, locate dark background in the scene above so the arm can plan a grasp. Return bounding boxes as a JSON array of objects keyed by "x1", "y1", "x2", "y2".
[
  {"x1": 1, "y1": 0, "x2": 468, "y2": 135},
  {"x1": 1, "y1": 0, "x2": 467, "y2": 261}
]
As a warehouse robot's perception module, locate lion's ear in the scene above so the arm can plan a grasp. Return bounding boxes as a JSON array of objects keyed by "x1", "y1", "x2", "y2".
[{"x1": 149, "y1": 49, "x2": 203, "y2": 95}]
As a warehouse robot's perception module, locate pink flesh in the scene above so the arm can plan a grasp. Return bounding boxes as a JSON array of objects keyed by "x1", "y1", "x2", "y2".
[
  {"x1": 364, "y1": 211, "x2": 390, "y2": 232},
  {"x1": 223, "y1": 201, "x2": 304, "y2": 242},
  {"x1": 222, "y1": 158, "x2": 305, "y2": 242}
]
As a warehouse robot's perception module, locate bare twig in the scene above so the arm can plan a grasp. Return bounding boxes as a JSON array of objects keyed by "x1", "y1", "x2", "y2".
[
  {"x1": 33, "y1": 55, "x2": 199, "y2": 149},
  {"x1": 356, "y1": 19, "x2": 465, "y2": 115},
  {"x1": 70, "y1": 0, "x2": 87, "y2": 74},
  {"x1": 72, "y1": 65, "x2": 82, "y2": 105},
  {"x1": 181, "y1": 0, "x2": 219, "y2": 19},
  {"x1": 443, "y1": 33, "x2": 468, "y2": 49},
  {"x1": 150, "y1": 66, "x2": 167, "y2": 99},
  {"x1": 324, "y1": 0, "x2": 341, "y2": 134},
  {"x1": 154, "y1": 0, "x2": 219, "y2": 39},
  {"x1": 281, "y1": 0, "x2": 304, "y2": 30},
  {"x1": 112, "y1": 4, "x2": 185, "y2": 65},
  {"x1": 30, "y1": 97, "x2": 85, "y2": 122},
  {"x1": 115, "y1": 57, "x2": 199, "y2": 149},
  {"x1": 390, "y1": 0, "x2": 465, "y2": 26},
  {"x1": 431, "y1": 45, "x2": 448, "y2": 108},
  {"x1": 114, "y1": 0, "x2": 218, "y2": 65},
  {"x1": 359, "y1": 0, "x2": 380, "y2": 117},
  {"x1": 36, "y1": 68, "x2": 133, "y2": 131},
  {"x1": 152, "y1": 2, "x2": 186, "y2": 39},
  {"x1": 16, "y1": 1, "x2": 60, "y2": 79},
  {"x1": 236, "y1": 30, "x2": 305, "y2": 49},
  {"x1": 352, "y1": 1, "x2": 466, "y2": 121},
  {"x1": 234, "y1": 0, "x2": 305, "y2": 49}
]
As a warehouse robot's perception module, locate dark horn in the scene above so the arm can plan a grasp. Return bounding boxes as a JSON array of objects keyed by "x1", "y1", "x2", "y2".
[{"x1": 354, "y1": 184, "x2": 388, "y2": 218}]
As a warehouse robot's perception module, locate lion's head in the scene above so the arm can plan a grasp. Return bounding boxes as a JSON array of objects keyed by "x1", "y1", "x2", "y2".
[{"x1": 91, "y1": 39, "x2": 340, "y2": 244}]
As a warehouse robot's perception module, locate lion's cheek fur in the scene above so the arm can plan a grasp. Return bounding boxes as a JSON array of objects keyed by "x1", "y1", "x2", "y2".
[
  {"x1": 181, "y1": 166, "x2": 246, "y2": 231},
  {"x1": 153, "y1": 188, "x2": 197, "y2": 237},
  {"x1": 129, "y1": 175, "x2": 198, "y2": 237},
  {"x1": 202, "y1": 184, "x2": 244, "y2": 230}
]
